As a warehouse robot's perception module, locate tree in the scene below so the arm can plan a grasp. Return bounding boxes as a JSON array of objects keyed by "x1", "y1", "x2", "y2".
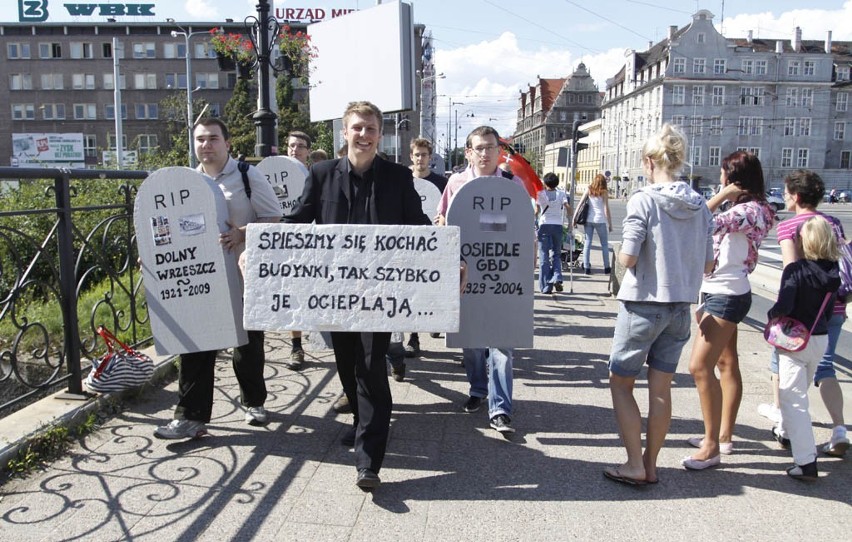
[
  {"x1": 137, "y1": 93, "x2": 208, "y2": 170},
  {"x1": 223, "y1": 77, "x2": 256, "y2": 158}
]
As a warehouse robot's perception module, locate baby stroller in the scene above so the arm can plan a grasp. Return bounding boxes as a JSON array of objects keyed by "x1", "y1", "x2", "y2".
[{"x1": 561, "y1": 226, "x2": 583, "y2": 270}]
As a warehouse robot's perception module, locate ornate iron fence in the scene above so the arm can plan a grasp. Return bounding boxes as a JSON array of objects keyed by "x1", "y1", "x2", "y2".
[{"x1": 0, "y1": 167, "x2": 150, "y2": 415}]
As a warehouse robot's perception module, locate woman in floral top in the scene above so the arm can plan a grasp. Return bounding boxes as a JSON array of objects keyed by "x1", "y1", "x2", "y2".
[{"x1": 682, "y1": 151, "x2": 776, "y2": 470}]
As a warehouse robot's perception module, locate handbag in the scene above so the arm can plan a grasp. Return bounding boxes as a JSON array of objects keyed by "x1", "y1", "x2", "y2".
[
  {"x1": 574, "y1": 196, "x2": 590, "y2": 225},
  {"x1": 837, "y1": 240, "x2": 852, "y2": 299},
  {"x1": 85, "y1": 325, "x2": 154, "y2": 393},
  {"x1": 763, "y1": 293, "x2": 832, "y2": 352}
]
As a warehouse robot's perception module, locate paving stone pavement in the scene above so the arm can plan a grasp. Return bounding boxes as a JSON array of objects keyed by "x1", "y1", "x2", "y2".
[{"x1": 1, "y1": 271, "x2": 849, "y2": 541}]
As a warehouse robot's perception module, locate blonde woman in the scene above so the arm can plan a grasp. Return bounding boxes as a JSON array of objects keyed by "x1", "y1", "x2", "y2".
[
  {"x1": 574, "y1": 173, "x2": 612, "y2": 275},
  {"x1": 604, "y1": 124, "x2": 714, "y2": 486}
]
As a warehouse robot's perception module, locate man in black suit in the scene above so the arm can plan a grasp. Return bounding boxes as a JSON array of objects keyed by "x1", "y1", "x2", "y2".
[{"x1": 283, "y1": 101, "x2": 430, "y2": 490}]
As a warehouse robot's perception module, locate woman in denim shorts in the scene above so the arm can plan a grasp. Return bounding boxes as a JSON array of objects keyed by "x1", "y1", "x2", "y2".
[
  {"x1": 682, "y1": 151, "x2": 775, "y2": 470},
  {"x1": 604, "y1": 124, "x2": 714, "y2": 486}
]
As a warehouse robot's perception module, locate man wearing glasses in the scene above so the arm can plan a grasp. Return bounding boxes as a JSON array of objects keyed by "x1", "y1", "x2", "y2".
[{"x1": 435, "y1": 125, "x2": 525, "y2": 434}]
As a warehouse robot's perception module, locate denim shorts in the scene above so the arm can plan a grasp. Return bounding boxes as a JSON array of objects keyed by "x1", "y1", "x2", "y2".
[
  {"x1": 701, "y1": 292, "x2": 752, "y2": 324},
  {"x1": 609, "y1": 301, "x2": 692, "y2": 377}
]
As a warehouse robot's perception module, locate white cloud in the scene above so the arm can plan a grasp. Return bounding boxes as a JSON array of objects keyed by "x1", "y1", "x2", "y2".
[
  {"x1": 718, "y1": 1, "x2": 852, "y2": 41},
  {"x1": 184, "y1": 0, "x2": 219, "y2": 19}
]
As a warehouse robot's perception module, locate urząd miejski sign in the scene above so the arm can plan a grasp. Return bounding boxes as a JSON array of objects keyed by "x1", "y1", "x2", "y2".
[{"x1": 18, "y1": 1, "x2": 357, "y2": 23}]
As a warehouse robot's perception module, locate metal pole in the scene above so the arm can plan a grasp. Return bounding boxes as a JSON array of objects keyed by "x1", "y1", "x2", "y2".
[
  {"x1": 253, "y1": 0, "x2": 277, "y2": 157},
  {"x1": 395, "y1": 113, "x2": 400, "y2": 163},
  {"x1": 185, "y1": 35, "x2": 194, "y2": 167},
  {"x1": 112, "y1": 37, "x2": 123, "y2": 169},
  {"x1": 55, "y1": 172, "x2": 84, "y2": 397},
  {"x1": 453, "y1": 109, "x2": 459, "y2": 170}
]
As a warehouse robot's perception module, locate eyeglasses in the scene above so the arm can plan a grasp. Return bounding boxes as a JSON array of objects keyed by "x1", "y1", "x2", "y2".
[{"x1": 468, "y1": 145, "x2": 497, "y2": 155}]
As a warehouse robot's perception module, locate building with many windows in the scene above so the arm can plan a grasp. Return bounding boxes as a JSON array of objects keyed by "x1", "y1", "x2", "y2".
[
  {"x1": 513, "y1": 63, "x2": 602, "y2": 173},
  {"x1": 602, "y1": 10, "x2": 852, "y2": 190}
]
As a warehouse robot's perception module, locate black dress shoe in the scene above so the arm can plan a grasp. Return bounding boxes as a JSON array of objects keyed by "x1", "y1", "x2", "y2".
[
  {"x1": 356, "y1": 468, "x2": 381, "y2": 490},
  {"x1": 341, "y1": 426, "x2": 356, "y2": 447}
]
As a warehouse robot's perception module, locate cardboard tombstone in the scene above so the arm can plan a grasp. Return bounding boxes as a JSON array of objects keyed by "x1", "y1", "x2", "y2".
[
  {"x1": 413, "y1": 177, "x2": 441, "y2": 221},
  {"x1": 134, "y1": 167, "x2": 247, "y2": 354},
  {"x1": 255, "y1": 156, "x2": 308, "y2": 216},
  {"x1": 243, "y1": 223, "x2": 460, "y2": 333},
  {"x1": 446, "y1": 176, "x2": 534, "y2": 348}
]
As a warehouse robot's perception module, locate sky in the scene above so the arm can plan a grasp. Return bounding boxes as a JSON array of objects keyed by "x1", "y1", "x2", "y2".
[{"x1": 4, "y1": 0, "x2": 851, "y2": 148}]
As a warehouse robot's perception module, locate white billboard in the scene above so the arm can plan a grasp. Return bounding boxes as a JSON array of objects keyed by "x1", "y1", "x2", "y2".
[{"x1": 12, "y1": 133, "x2": 85, "y2": 168}]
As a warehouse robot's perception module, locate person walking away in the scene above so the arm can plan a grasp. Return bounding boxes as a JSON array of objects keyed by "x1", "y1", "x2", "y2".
[
  {"x1": 536, "y1": 172, "x2": 572, "y2": 294},
  {"x1": 574, "y1": 173, "x2": 612, "y2": 275},
  {"x1": 604, "y1": 124, "x2": 713, "y2": 485}
]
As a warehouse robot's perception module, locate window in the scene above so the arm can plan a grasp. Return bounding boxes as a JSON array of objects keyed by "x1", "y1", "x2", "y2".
[
  {"x1": 835, "y1": 122, "x2": 846, "y2": 141},
  {"x1": 841, "y1": 150, "x2": 851, "y2": 169},
  {"x1": 803, "y1": 60, "x2": 816, "y2": 76},
  {"x1": 196, "y1": 72, "x2": 219, "y2": 89},
  {"x1": 7, "y1": 43, "x2": 32, "y2": 59},
  {"x1": 41, "y1": 73, "x2": 63, "y2": 89},
  {"x1": 838, "y1": 93, "x2": 849, "y2": 112},
  {"x1": 672, "y1": 85, "x2": 685, "y2": 105},
  {"x1": 691, "y1": 116, "x2": 702, "y2": 136},
  {"x1": 102, "y1": 73, "x2": 126, "y2": 90},
  {"x1": 104, "y1": 104, "x2": 128, "y2": 120},
  {"x1": 107, "y1": 134, "x2": 128, "y2": 150},
  {"x1": 9, "y1": 74, "x2": 32, "y2": 90},
  {"x1": 11, "y1": 104, "x2": 35, "y2": 120},
  {"x1": 39, "y1": 42, "x2": 62, "y2": 58},
  {"x1": 135, "y1": 103, "x2": 158, "y2": 119},
  {"x1": 134, "y1": 73, "x2": 157, "y2": 90},
  {"x1": 838, "y1": 67, "x2": 851, "y2": 81},
  {"x1": 740, "y1": 86, "x2": 765, "y2": 106},
  {"x1": 137, "y1": 134, "x2": 159, "y2": 154},
  {"x1": 102, "y1": 42, "x2": 112, "y2": 58},
  {"x1": 194, "y1": 42, "x2": 215, "y2": 59},
  {"x1": 781, "y1": 148, "x2": 794, "y2": 168},
  {"x1": 673, "y1": 58, "x2": 685, "y2": 74},
  {"x1": 692, "y1": 86, "x2": 705, "y2": 105},
  {"x1": 710, "y1": 116, "x2": 722, "y2": 135},
  {"x1": 163, "y1": 43, "x2": 187, "y2": 59},
  {"x1": 70, "y1": 42, "x2": 94, "y2": 59},
  {"x1": 741, "y1": 59, "x2": 754, "y2": 74},
  {"x1": 132, "y1": 42, "x2": 156, "y2": 59},
  {"x1": 788, "y1": 60, "x2": 800, "y2": 76},
  {"x1": 755, "y1": 60, "x2": 767, "y2": 75},
  {"x1": 784, "y1": 118, "x2": 796, "y2": 136},
  {"x1": 799, "y1": 118, "x2": 811, "y2": 136},
  {"x1": 785, "y1": 88, "x2": 798, "y2": 107},
  {"x1": 709, "y1": 147, "x2": 721, "y2": 166},
  {"x1": 801, "y1": 88, "x2": 813, "y2": 107},
  {"x1": 797, "y1": 148, "x2": 809, "y2": 168},
  {"x1": 697, "y1": 33, "x2": 705, "y2": 44},
  {"x1": 671, "y1": 115, "x2": 685, "y2": 128},
  {"x1": 693, "y1": 58, "x2": 706, "y2": 74},
  {"x1": 751, "y1": 117, "x2": 763, "y2": 136},
  {"x1": 165, "y1": 73, "x2": 188, "y2": 89},
  {"x1": 690, "y1": 146, "x2": 701, "y2": 166},
  {"x1": 83, "y1": 135, "x2": 97, "y2": 158},
  {"x1": 559, "y1": 111, "x2": 567, "y2": 121},
  {"x1": 74, "y1": 103, "x2": 97, "y2": 120},
  {"x1": 712, "y1": 86, "x2": 725, "y2": 106},
  {"x1": 737, "y1": 117, "x2": 762, "y2": 136},
  {"x1": 72, "y1": 73, "x2": 96, "y2": 90},
  {"x1": 42, "y1": 103, "x2": 65, "y2": 120},
  {"x1": 714, "y1": 59, "x2": 726, "y2": 74}
]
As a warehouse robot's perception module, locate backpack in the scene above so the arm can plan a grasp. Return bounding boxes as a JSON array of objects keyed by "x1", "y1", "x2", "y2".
[{"x1": 238, "y1": 160, "x2": 252, "y2": 199}]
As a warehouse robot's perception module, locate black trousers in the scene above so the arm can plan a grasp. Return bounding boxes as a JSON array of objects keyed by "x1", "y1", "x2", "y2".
[
  {"x1": 175, "y1": 330, "x2": 267, "y2": 423},
  {"x1": 332, "y1": 331, "x2": 392, "y2": 473}
]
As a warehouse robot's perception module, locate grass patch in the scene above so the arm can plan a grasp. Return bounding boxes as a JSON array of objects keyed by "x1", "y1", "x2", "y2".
[{"x1": 4, "y1": 411, "x2": 101, "y2": 479}]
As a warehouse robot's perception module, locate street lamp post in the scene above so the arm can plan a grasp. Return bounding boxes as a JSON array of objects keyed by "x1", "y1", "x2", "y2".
[
  {"x1": 450, "y1": 100, "x2": 464, "y2": 170},
  {"x1": 167, "y1": 18, "x2": 207, "y2": 167},
  {"x1": 417, "y1": 71, "x2": 444, "y2": 139},
  {"x1": 394, "y1": 114, "x2": 410, "y2": 163}
]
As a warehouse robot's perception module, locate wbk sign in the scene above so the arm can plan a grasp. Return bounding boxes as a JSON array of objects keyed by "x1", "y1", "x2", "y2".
[{"x1": 18, "y1": 1, "x2": 156, "y2": 22}]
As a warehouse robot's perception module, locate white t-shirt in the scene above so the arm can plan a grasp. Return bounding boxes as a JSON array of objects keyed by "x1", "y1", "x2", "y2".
[{"x1": 536, "y1": 189, "x2": 568, "y2": 226}]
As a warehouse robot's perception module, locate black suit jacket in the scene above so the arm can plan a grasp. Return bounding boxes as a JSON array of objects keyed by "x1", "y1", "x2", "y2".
[{"x1": 283, "y1": 155, "x2": 431, "y2": 226}]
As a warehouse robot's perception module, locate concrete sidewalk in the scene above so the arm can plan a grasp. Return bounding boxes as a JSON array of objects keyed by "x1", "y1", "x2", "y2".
[{"x1": 1, "y1": 272, "x2": 849, "y2": 541}]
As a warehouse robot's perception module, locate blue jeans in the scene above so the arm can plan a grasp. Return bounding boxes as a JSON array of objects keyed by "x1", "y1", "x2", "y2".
[
  {"x1": 583, "y1": 222, "x2": 609, "y2": 270},
  {"x1": 537, "y1": 224, "x2": 563, "y2": 292},
  {"x1": 768, "y1": 312, "x2": 844, "y2": 385},
  {"x1": 463, "y1": 347, "x2": 513, "y2": 418}
]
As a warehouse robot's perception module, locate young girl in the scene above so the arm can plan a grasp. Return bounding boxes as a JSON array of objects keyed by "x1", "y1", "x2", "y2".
[{"x1": 768, "y1": 217, "x2": 840, "y2": 480}]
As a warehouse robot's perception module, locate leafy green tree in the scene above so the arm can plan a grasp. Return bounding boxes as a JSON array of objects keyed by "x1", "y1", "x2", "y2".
[{"x1": 223, "y1": 77, "x2": 256, "y2": 158}]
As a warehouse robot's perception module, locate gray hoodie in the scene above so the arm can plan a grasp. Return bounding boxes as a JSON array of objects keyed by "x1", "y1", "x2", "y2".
[{"x1": 618, "y1": 181, "x2": 713, "y2": 303}]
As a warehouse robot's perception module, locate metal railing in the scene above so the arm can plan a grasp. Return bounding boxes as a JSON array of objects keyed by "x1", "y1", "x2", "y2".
[{"x1": 0, "y1": 167, "x2": 150, "y2": 415}]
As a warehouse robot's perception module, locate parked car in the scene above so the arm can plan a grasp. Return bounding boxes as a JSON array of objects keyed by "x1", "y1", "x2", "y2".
[
  {"x1": 765, "y1": 192, "x2": 785, "y2": 211},
  {"x1": 838, "y1": 190, "x2": 852, "y2": 203}
]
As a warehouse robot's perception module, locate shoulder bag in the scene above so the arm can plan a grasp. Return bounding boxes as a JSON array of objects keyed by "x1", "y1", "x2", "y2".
[
  {"x1": 573, "y1": 194, "x2": 590, "y2": 225},
  {"x1": 763, "y1": 292, "x2": 832, "y2": 352},
  {"x1": 85, "y1": 326, "x2": 155, "y2": 393}
]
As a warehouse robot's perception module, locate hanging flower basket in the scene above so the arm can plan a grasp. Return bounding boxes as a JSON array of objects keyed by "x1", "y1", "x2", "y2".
[
  {"x1": 216, "y1": 53, "x2": 236, "y2": 71},
  {"x1": 277, "y1": 25, "x2": 318, "y2": 79},
  {"x1": 237, "y1": 62, "x2": 253, "y2": 80}
]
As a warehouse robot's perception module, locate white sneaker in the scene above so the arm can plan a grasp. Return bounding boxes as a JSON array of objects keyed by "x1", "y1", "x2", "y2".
[
  {"x1": 154, "y1": 419, "x2": 208, "y2": 440},
  {"x1": 823, "y1": 426, "x2": 849, "y2": 457},
  {"x1": 757, "y1": 403, "x2": 781, "y2": 424},
  {"x1": 245, "y1": 406, "x2": 268, "y2": 426}
]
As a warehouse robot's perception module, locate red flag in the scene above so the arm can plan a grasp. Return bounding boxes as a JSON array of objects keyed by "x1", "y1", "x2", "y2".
[{"x1": 498, "y1": 139, "x2": 543, "y2": 199}]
